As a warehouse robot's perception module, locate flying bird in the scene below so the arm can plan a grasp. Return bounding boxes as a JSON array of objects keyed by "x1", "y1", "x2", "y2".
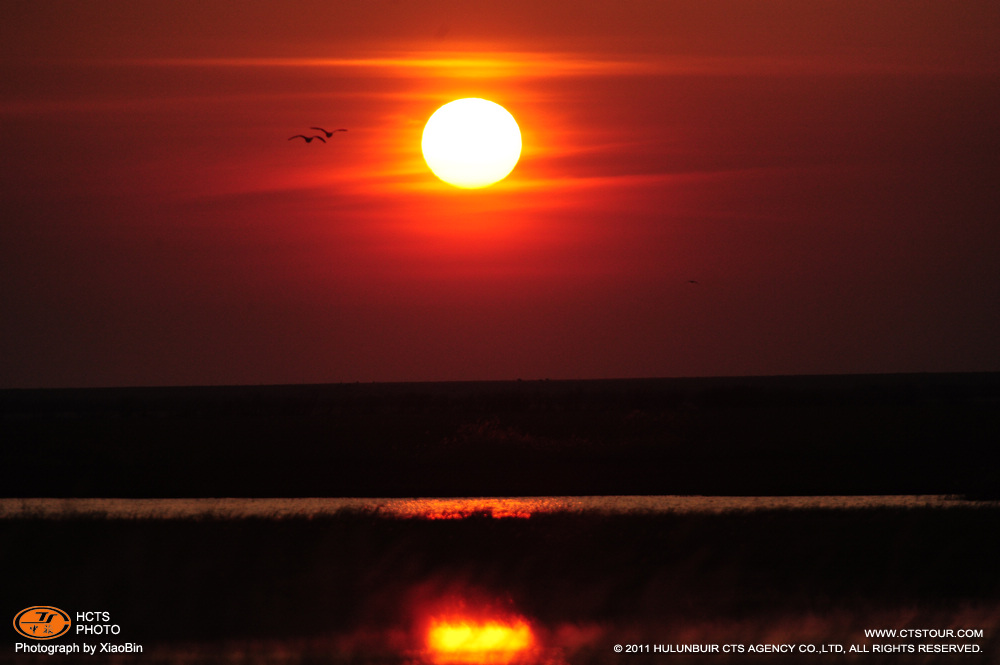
[
  {"x1": 288, "y1": 135, "x2": 326, "y2": 143},
  {"x1": 310, "y1": 127, "x2": 347, "y2": 138}
]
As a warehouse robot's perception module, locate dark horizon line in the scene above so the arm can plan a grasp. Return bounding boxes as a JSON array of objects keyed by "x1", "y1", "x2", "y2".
[{"x1": 2, "y1": 369, "x2": 999, "y2": 396}]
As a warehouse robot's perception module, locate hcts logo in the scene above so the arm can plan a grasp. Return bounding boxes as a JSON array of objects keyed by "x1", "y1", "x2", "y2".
[{"x1": 13, "y1": 607, "x2": 72, "y2": 640}]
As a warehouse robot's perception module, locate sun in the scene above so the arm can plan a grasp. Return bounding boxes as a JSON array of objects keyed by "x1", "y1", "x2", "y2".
[{"x1": 422, "y1": 98, "x2": 522, "y2": 189}]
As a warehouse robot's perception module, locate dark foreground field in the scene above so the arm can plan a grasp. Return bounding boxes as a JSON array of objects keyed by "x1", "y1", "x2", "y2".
[
  {"x1": 3, "y1": 373, "x2": 999, "y2": 497},
  {"x1": 3, "y1": 374, "x2": 998, "y2": 663},
  {"x1": 3, "y1": 505, "x2": 999, "y2": 664}
]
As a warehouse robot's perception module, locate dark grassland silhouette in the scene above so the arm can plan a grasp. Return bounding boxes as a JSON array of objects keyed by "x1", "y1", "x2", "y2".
[{"x1": 2, "y1": 374, "x2": 998, "y2": 498}]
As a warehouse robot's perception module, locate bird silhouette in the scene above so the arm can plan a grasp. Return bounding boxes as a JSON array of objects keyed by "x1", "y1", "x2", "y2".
[
  {"x1": 288, "y1": 135, "x2": 326, "y2": 143},
  {"x1": 310, "y1": 127, "x2": 347, "y2": 138}
]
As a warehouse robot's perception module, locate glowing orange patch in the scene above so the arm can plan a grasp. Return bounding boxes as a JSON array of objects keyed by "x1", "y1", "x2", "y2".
[
  {"x1": 393, "y1": 498, "x2": 543, "y2": 520},
  {"x1": 427, "y1": 618, "x2": 535, "y2": 664}
]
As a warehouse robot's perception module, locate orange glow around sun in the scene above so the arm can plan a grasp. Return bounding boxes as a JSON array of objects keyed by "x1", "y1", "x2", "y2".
[{"x1": 426, "y1": 617, "x2": 535, "y2": 664}]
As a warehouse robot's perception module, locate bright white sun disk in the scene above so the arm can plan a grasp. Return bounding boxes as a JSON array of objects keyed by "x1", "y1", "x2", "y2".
[{"x1": 422, "y1": 98, "x2": 522, "y2": 189}]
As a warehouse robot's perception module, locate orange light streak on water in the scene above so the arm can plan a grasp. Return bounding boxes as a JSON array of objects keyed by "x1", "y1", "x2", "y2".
[{"x1": 408, "y1": 499, "x2": 538, "y2": 520}]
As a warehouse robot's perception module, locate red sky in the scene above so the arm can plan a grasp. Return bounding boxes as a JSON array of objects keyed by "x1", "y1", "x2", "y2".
[{"x1": 2, "y1": 0, "x2": 998, "y2": 387}]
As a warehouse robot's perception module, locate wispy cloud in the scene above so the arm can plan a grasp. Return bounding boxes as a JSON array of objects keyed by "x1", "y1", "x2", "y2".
[
  {"x1": 84, "y1": 51, "x2": 999, "y2": 78},
  {"x1": 91, "y1": 52, "x2": 653, "y2": 78}
]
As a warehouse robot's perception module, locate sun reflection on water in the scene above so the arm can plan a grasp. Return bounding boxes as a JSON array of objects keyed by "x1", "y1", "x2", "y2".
[
  {"x1": 426, "y1": 617, "x2": 536, "y2": 664},
  {"x1": 391, "y1": 498, "x2": 554, "y2": 520}
]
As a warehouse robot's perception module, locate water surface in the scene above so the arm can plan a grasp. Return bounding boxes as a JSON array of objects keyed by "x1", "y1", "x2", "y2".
[{"x1": 1, "y1": 494, "x2": 992, "y2": 520}]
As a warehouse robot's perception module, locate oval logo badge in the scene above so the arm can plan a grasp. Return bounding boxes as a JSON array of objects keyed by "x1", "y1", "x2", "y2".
[{"x1": 13, "y1": 606, "x2": 72, "y2": 640}]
